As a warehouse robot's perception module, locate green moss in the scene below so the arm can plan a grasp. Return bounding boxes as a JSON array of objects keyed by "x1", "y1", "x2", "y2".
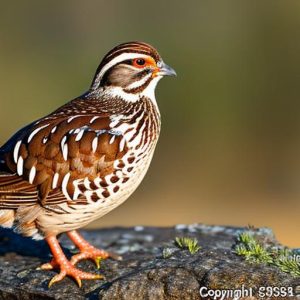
[
  {"x1": 234, "y1": 231, "x2": 300, "y2": 277},
  {"x1": 272, "y1": 248, "x2": 300, "y2": 277},
  {"x1": 235, "y1": 232, "x2": 273, "y2": 264},
  {"x1": 175, "y1": 237, "x2": 201, "y2": 254}
]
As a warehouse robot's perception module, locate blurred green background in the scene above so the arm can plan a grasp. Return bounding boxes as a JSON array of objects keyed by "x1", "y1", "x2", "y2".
[{"x1": 0, "y1": 1, "x2": 300, "y2": 247}]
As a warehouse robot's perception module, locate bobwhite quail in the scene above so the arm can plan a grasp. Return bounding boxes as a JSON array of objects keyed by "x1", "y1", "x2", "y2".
[{"x1": 0, "y1": 41, "x2": 176, "y2": 286}]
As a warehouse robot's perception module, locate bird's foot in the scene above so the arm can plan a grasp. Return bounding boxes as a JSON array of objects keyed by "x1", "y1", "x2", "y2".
[
  {"x1": 50, "y1": 260, "x2": 103, "y2": 287},
  {"x1": 70, "y1": 245, "x2": 121, "y2": 269},
  {"x1": 38, "y1": 258, "x2": 104, "y2": 287},
  {"x1": 40, "y1": 235, "x2": 104, "y2": 287}
]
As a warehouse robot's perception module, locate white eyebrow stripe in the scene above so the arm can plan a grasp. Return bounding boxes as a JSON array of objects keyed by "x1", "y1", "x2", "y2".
[
  {"x1": 93, "y1": 53, "x2": 150, "y2": 88},
  {"x1": 106, "y1": 45, "x2": 150, "y2": 59},
  {"x1": 27, "y1": 124, "x2": 49, "y2": 143}
]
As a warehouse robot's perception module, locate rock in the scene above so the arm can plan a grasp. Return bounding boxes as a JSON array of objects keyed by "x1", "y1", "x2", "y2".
[{"x1": 0, "y1": 224, "x2": 299, "y2": 299}]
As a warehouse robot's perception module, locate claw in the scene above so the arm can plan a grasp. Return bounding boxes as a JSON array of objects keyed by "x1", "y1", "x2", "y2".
[
  {"x1": 49, "y1": 270, "x2": 68, "y2": 288},
  {"x1": 43, "y1": 235, "x2": 105, "y2": 287},
  {"x1": 94, "y1": 257, "x2": 101, "y2": 269},
  {"x1": 47, "y1": 265, "x2": 104, "y2": 288}
]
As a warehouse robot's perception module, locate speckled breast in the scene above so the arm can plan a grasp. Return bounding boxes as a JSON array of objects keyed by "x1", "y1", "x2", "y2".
[{"x1": 36, "y1": 97, "x2": 161, "y2": 234}]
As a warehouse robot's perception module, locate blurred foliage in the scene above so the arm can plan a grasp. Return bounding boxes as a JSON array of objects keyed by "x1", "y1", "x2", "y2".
[{"x1": 0, "y1": 1, "x2": 300, "y2": 246}]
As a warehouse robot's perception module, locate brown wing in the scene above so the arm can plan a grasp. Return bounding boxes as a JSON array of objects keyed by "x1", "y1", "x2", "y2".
[
  {"x1": 0, "y1": 122, "x2": 40, "y2": 209},
  {"x1": 2, "y1": 114, "x2": 128, "y2": 207},
  {"x1": 0, "y1": 173, "x2": 38, "y2": 208}
]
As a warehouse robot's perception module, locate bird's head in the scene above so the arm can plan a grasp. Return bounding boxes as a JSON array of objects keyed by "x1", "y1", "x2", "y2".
[{"x1": 90, "y1": 41, "x2": 176, "y2": 101}]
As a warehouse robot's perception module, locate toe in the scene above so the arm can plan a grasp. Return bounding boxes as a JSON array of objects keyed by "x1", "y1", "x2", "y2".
[
  {"x1": 38, "y1": 263, "x2": 53, "y2": 270},
  {"x1": 37, "y1": 258, "x2": 58, "y2": 270},
  {"x1": 48, "y1": 270, "x2": 67, "y2": 287},
  {"x1": 70, "y1": 252, "x2": 87, "y2": 265},
  {"x1": 48, "y1": 265, "x2": 104, "y2": 288}
]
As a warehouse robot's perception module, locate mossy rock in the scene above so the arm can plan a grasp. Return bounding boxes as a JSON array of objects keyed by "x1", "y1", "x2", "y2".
[{"x1": 0, "y1": 225, "x2": 299, "y2": 299}]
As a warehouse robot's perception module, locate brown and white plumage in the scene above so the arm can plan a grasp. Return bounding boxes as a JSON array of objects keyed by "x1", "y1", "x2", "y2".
[{"x1": 0, "y1": 41, "x2": 175, "y2": 286}]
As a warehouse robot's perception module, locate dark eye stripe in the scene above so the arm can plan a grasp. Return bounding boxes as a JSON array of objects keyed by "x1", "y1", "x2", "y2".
[
  {"x1": 122, "y1": 60, "x2": 133, "y2": 65},
  {"x1": 121, "y1": 59, "x2": 146, "y2": 67},
  {"x1": 133, "y1": 69, "x2": 151, "y2": 79}
]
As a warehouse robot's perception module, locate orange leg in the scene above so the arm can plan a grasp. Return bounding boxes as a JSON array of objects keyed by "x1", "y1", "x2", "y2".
[
  {"x1": 39, "y1": 235, "x2": 104, "y2": 287},
  {"x1": 67, "y1": 230, "x2": 122, "y2": 268}
]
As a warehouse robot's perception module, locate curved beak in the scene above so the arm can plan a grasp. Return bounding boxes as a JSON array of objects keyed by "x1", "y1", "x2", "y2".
[{"x1": 157, "y1": 62, "x2": 177, "y2": 77}]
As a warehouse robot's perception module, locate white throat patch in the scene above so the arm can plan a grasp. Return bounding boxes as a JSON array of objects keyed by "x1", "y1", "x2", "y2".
[{"x1": 102, "y1": 75, "x2": 162, "y2": 108}]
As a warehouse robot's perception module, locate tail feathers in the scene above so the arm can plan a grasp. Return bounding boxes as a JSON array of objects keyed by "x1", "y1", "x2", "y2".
[
  {"x1": 0, "y1": 173, "x2": 41, "y2": 237},
  {"x1": 0, "y1": 205, "x2": 42, "y2": 237},
  {"x1": 14, "y1": 205, "x2": 42, "y2": 237},
  {"x1": 0, "y1": 209, "x2": 15, "y2": 228}
]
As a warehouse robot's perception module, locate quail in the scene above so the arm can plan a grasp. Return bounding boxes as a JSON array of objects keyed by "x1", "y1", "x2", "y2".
[{"x1": 0, "y1": 41, "x2": 176, "y2": 286}]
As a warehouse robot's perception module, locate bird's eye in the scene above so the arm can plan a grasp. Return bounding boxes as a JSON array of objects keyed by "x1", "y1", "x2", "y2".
[
  {"x1": 133, "y1": 58, "x2": 146, "y2": 67},
  {"x1": 136, "y1": 59, "x2": 145, "y2": 65}
]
